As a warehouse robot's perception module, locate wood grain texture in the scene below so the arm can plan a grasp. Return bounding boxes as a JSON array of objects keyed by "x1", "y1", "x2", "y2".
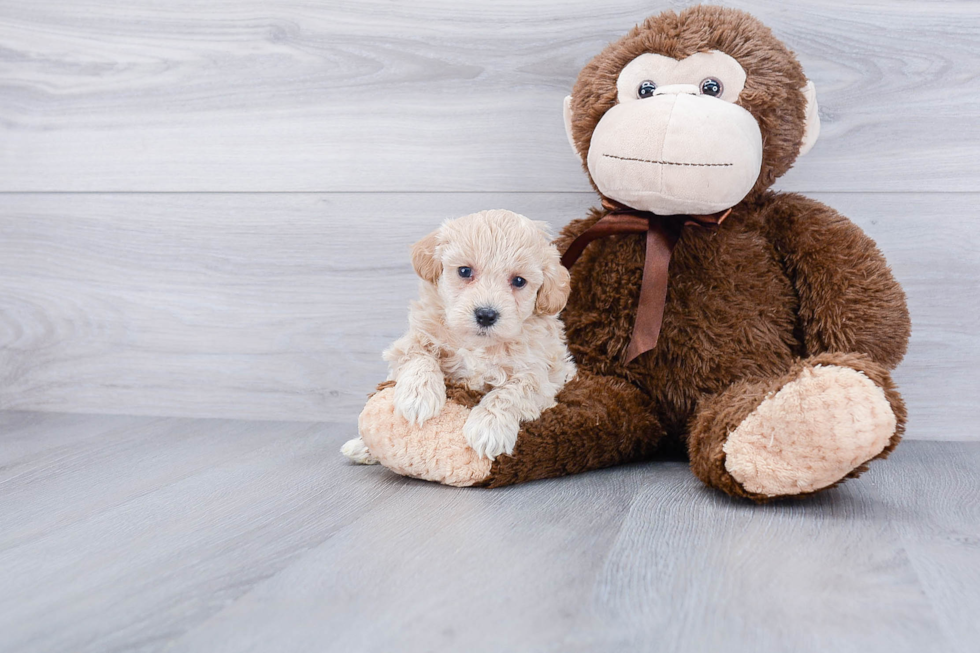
[
  {"x1": 0, "y1": 411, "x2": 976, "y2": 653},
  {"x1": 1, "y1": 191, "x2": 976, "y2": 439},
  {"x1": 872, "y1": 440, "x2": 980, "y2": 652},
  {"x1": 2, "y1": 4, "x2": 975, "y2": 649},
  {"x1": 1, "y1": 0, "x2": 978, "y2": 192},
  {"x1": 0, "y1": 412, "x2": 411, "y2": 653},
  {"x1": 0, "y1": 192, "x2": 590, "y2": 422}
]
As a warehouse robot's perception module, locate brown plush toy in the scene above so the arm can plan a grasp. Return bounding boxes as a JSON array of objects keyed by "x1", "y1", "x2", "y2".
[{"x1": 355, "y1": 5, "x2": 910, "y2": 501}]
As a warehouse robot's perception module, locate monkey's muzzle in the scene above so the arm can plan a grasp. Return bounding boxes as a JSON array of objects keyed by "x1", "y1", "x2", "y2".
[{"x1": 587, "y1": 93, "x2": 763, "y2": 215}]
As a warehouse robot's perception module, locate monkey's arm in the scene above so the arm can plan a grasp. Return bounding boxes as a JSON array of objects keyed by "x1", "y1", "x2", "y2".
[
  {"x1": 482, "y1": 371, "x2": 663, "y2": 486},
  {"x1": 765, "y1": 192, "x2": 910, "y2": 369},
  {"x1": 357, "y1": 371, "x2": 664, "y2": 487}
]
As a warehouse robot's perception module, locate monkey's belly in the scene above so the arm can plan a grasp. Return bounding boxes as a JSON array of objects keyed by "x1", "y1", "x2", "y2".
[
  {"x1": 641, "y1": 283, "x2": 801, "y2": 435},
  {"x1": 564, "y1": 219, "x2": 801, "y2": 435}
]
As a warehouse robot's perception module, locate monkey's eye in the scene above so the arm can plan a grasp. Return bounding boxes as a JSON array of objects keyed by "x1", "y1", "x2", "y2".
[
  {"x1": 458, "y1": 266, "x2": 473, "y2": 279},
  {"x1": 637, "y1": 80, "x2": 657, "y2": 99},
  {"x1": 700, "y1": 78, "x2": 723, "y2": 97},
  {"x1": 511, "y1": 276, "x2": 527, "y2": 289}
]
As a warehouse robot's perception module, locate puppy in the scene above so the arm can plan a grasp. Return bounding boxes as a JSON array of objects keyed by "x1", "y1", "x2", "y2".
[{"x1": 342, "y1": 209, "x2": 576, "y2": 464}]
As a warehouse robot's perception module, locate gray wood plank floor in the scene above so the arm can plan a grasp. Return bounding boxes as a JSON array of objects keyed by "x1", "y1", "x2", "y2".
[{"x1": 1, "y1": 411, "x2": 978, "y2": 653}]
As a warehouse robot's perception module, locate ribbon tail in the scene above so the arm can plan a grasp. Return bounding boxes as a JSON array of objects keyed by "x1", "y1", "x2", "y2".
[{"x1": 625, "y1": 222, "x2": 680, "y2": 363}]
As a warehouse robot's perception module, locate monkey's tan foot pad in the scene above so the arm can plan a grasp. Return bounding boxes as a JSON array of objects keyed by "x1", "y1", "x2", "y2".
[
  {"x1": 722, "y1": 365, "x2": 896, "y2": 497},
  {"x1": 357, "y1": 387, "x2": 492, "y2": 487}
]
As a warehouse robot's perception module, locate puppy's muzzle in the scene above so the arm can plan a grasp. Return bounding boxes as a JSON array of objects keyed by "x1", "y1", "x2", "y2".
[{"x1": 474, "y1": 307, "x2": 499, "y2": 327}]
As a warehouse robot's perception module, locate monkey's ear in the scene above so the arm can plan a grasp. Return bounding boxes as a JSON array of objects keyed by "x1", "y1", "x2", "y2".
[
  {"x1": 798, "y1": 81, "x2": 821, "y2": 156},
  {"x1": 535, "y1": 256, "x2": 571, "y2": 316},
  {"x1": 411, "y1": 230, "x2": 441, "y2": 284},
  {"x1": 563, "y1": 95, "x2": 579, "y2": 157}
]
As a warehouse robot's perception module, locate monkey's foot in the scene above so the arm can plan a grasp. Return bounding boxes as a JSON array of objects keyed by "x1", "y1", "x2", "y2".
[
  {"x1": 357, "y1": 387, "x2": 492, "y2": 487},
  {"x1": 722, "y1": 365, "x2": 896, "y2": 497}
]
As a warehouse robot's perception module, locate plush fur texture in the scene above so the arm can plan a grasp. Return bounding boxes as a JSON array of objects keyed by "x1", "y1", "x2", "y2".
[
  {"x1": 688, "y1": 352, "x2": 906, "y2": 502},
  {"x1": 355, "y1": 6, "x2": 911, "y2": 502},
  {"x1": 347, "y1": 210, "x2": 576, "y2": 463},
  {"x1": 579, "y1": 48, "x2": 766, "y2": 214},
  {"x1": 357, "y1": 383, "x2": 493, "y2": 487},
  {"x1": 722, "y1": 364, "x2": 896, "y2": 497},
  {"x1": 567, "y1": 5, "x2": 809, "y2": 200}
]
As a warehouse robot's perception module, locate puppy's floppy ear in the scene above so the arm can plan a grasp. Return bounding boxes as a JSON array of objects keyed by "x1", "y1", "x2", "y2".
[
  {"x1": 411, "y1": 230, "x2": 441, "y2": 284},
  {"x1": 535, "y1": 252, "x2": 571, "y2": 316}
]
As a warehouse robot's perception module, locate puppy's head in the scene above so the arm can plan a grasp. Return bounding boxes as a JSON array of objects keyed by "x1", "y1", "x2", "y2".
[{"x1": 411, "y1": 209, "x2": 570, "y2": 343}]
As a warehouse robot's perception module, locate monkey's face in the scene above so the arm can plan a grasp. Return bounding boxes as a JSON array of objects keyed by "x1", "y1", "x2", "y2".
[
  {"x1": 564, "y1": 17, "x2": 820, "y2": 216},
  {"x1": 586, "y1": 51, "x2": 761, "y2": 215}
]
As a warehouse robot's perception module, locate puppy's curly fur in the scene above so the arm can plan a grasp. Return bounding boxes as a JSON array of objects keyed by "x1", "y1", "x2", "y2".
[{"x1": 342, "y1": 209, "x2": 576, "y2": 463}]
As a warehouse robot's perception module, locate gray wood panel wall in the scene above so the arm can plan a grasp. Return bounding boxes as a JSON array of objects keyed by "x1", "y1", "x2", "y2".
[{"x1": 1, "y1": 1, "x2": 978, "y2": 439}]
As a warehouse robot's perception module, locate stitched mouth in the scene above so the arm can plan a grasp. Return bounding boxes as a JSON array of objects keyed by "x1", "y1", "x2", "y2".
[{"x1": 603, "y1": 154, "x2": 733, "y2": 168}]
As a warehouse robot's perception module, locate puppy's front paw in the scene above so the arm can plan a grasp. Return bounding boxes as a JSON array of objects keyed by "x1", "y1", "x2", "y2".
[
  {"x1": 393, "y1": 373, "x2": 446, "y2": 426},
  {"x1": 463, "y1": 406, "x2": 519, "y2": 460},
  {"x1": 341, "y1": 437, "x2": 378, "y2": 465}
]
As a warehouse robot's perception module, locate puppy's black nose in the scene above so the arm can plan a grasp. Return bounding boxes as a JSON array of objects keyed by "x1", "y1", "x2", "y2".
[{"x1": 474, "y1": 307, "x2": 498, "y2": 327}]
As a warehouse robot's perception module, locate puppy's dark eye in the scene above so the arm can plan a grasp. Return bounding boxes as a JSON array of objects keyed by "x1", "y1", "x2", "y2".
[
  {"x1": 511, "y1": 276, "x2": 527, "y2": 289},
  {"x1": 700, "y1": 78, "x2": 723, "y2": 97},
  {"x1": 458, "y1": 266, "x2": 472, "y2": 279},
  {"x1": 637, "y1": 80, "x2": 657, "y2": 99}
]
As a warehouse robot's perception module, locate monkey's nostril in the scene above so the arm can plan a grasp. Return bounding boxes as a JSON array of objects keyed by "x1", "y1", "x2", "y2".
[{"x1": 474, "y1": 307, "x2": 499, "y2": 327}]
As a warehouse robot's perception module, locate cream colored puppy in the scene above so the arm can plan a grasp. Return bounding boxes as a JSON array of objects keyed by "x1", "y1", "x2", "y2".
[{"x1": 342, "y1": 209, "x2": 576, "y2": 463}]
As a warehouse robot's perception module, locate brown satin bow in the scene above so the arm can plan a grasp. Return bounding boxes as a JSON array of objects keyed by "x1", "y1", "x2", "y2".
[{"x1": 561, "y1": 199, "x2": 731, "y2": 363}]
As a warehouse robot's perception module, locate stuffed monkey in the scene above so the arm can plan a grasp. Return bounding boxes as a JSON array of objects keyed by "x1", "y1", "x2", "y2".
[{"x1": 356, "y1": 5, "x2": 910, "y2": 501}]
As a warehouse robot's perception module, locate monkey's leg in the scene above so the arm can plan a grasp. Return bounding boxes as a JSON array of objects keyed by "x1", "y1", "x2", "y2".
[
  {"x1": 357, "y1": 372, "x2": 663, "y2": 488},
  {"x1": 687, "y1": 352, "x2": 905, "y2": 502}
]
